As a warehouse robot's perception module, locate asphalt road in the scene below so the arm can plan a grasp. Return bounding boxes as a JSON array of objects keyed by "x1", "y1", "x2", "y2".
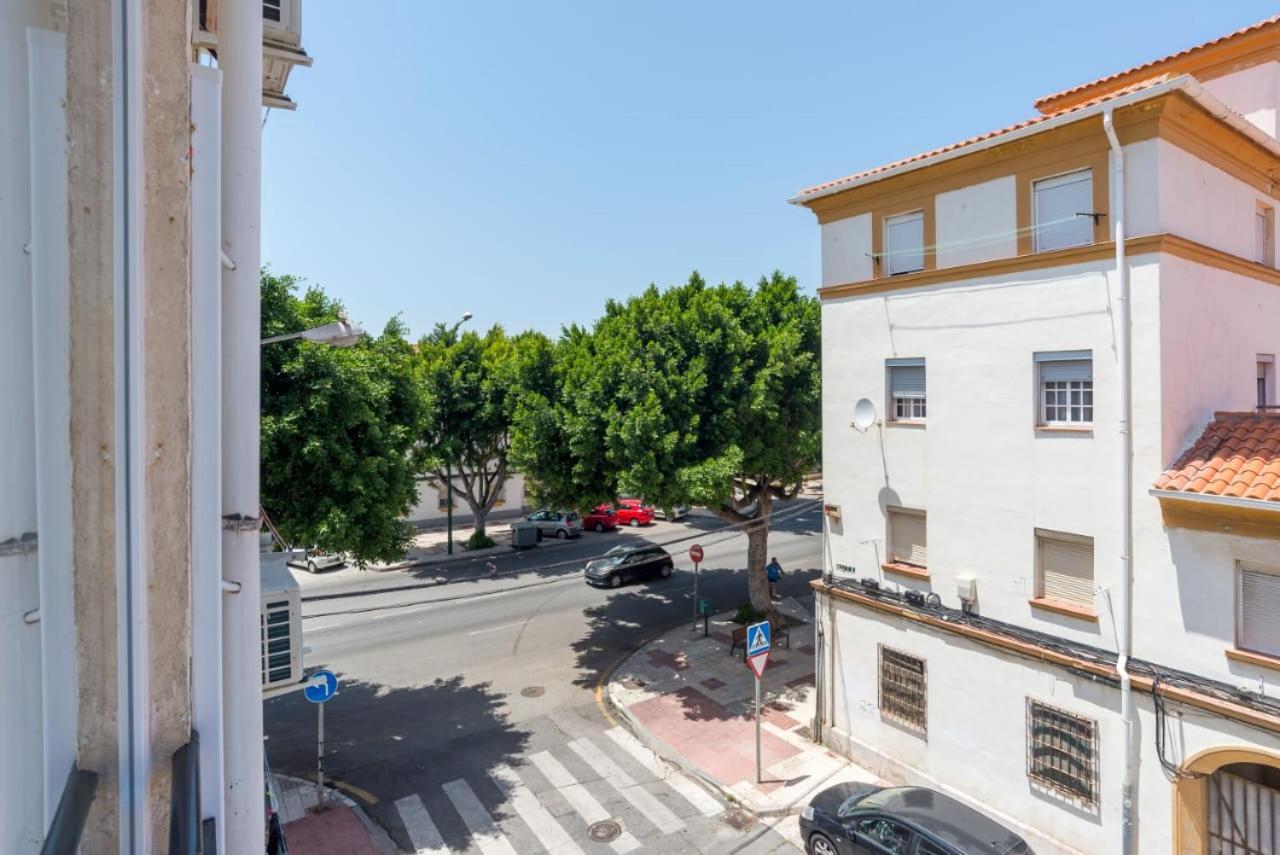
[{"x1": 264, "y1": 500, "x2": 824, "y2": 853}]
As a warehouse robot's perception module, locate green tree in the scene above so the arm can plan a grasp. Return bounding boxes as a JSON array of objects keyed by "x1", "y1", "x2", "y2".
[
  {"x1": 260, "y1": 270, "x2": 422, "y2": 565},
  {"x1": 511, "y1": 271, "x2": 820, "y2": 612},
  {"x1": 414, "y1": 325, "x2": 555, "y2": 544}
]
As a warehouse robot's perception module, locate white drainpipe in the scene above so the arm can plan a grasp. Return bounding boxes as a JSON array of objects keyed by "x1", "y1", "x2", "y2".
[
  {"x1": 1102, "y1": 106, "x2": 1136, "y2": 854},
  {"x1": 220, "y1": 0, "x2": 264, "y2": 851}
]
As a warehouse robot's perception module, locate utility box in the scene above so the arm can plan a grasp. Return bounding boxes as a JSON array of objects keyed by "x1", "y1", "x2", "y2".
[
  {"x1": 956, "y1": 574, "x2": 978, "y2": 606},
  {"x1": 261, "y1": 550, "x2": 303, "y2": 697},
  {"x1": 510, "y1": 522, "x2": 539, "y2": 549}
]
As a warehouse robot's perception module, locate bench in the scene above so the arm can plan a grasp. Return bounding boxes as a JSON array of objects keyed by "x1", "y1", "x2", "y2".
[{"x1": 729, "y1": 619, "x2": 790, "y2": 661}]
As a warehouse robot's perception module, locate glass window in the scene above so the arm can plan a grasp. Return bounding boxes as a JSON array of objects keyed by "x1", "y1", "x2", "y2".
[
  {"x1": 886, "y1": 507, "x2": 927, "y2": 568},
  {"x1": 854, "y1": 817, "x2": 912, "y2": 854},
  {"x1": 1026, "y1": 699, "x2": 1098, "y2": 806},
  {"x1": 1036, "y1": 530, "x2": 1095, "y2": 610},
  {"x1": 884, "y1": 211, "x2": 924, "y2": 276},
  {"x1": 1034, "y1": 170, "x2": 1094, "y2": 252},
  {"x1": 1238, "y1": 565, "x2": 1280, "y2": 658},
  {"x1": 878, "y1": 645, "x2": 927, "y2": 736},
  {"x1": 887, "y1": 359, "x2": 926, "y2": 422},
  {"x1": 1036, "y1": 351, "x2": 1093, "y2": 426}
]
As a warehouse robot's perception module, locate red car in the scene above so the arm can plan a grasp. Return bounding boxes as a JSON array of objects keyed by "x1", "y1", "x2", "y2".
[
  {"x1": 582, "y1": 505, "x2": 619, "y2": 532},
  {"x1": 615, "y1": 499, "x2": 655, "y2": 527}
]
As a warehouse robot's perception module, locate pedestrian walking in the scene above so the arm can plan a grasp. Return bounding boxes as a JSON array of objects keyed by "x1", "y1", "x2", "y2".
[{"x1": 767, "y1": 556, "x2": 783, "y2": 600}]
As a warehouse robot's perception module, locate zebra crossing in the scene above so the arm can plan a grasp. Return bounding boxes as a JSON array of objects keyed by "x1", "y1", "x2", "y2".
[{"x1": 391, "y1": 725, "x2": 725, "y2": 854}]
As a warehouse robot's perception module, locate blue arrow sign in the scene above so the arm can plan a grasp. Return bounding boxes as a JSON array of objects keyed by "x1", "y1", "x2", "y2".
[
  {"x1": 746, "y1": 621, "x2": 771, "y2": 657},
  {"x1": 304, "y1": 669, "x2": 339, "y2": 704}
]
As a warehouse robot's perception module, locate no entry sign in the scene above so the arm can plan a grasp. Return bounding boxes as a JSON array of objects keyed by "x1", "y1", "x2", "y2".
[{"x1": 689, "y1": 544, "x2": 704, "y2": 563}]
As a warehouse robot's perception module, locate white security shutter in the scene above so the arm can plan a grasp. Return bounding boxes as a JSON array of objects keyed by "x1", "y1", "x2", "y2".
[
  {"x1": 1240, "y1": 567, "x2": 1280, "y2": 657},
  {"x1": 1039, "y1": 359, "x2": 1092, "y2": 383},
  {"x1": 890, "y1": 509, "x2": 927, "y2": 567},
  {"x1": 1034, "y1": 171, "x2": 1094, "y2": 252},
  {"x1": 885, "y1": 212, "x2": 924, "y2": 276},
  {"x1": 1038, "y1": 534, "x2": 1094, "y2": 607},
  {"x1": 889, "y1": 365, "x2": 926, "y2": 398}
]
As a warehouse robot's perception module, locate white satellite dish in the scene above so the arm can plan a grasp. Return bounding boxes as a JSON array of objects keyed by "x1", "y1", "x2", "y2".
[{"x1": 851, "y1": 397, "x2": 878, "y2": 433}]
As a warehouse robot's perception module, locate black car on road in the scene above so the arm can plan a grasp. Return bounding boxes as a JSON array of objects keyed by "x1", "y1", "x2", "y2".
[
  {"x1": 584, "y1": 543, "x2": 674, "y2": 588},
  {"x1": 800, "y1": 784, "x2": 1032, "y2": 855}
]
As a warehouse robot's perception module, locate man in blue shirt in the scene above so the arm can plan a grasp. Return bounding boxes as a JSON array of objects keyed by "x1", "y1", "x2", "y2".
[{"x1": 767, "y1": 556, "x2": 783, "y2": 601}]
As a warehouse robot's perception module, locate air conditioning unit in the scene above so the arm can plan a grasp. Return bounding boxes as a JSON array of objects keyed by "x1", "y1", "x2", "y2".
[
  {"x1": 956, "y1": 574, "x2": 978, "y2": 606},
  {"x1": 261, "y1": 551, "x2": 303, "y2": 697}
]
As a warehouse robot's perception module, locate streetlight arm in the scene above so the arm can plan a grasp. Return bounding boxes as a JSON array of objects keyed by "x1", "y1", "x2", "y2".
[{"x1": 260, "y1": 318, "x2": 365, "y2": 348}]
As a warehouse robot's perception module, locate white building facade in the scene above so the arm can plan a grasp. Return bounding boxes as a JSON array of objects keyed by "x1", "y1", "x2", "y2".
[{"x1": 797, "y1": 16, "x2": 1280, "y2": 855}]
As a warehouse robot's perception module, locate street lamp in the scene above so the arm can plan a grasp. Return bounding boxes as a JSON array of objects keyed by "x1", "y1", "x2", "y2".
[
  {"x1": 444, "y1": 311, "x2": 473, "y2": 555},
  {"x1": 260, "y1": 312, "x2": 365, "y2": 347}
]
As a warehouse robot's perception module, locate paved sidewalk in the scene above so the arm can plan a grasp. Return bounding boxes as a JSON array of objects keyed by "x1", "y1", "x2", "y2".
[
  {"x1": 608, "y1": 597, "x2": 882, "y2": 846},
  {"x1": 272, "y1": 773, "x2": 396, "y2": 854}
]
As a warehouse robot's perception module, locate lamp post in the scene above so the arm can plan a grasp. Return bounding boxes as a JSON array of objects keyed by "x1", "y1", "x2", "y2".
[
  {"x1": 444, "y1": 312, "x2": 473, "y2": 555},
  {"x1": 261, "y1": 312, "x2": 365, "y2": 348}
]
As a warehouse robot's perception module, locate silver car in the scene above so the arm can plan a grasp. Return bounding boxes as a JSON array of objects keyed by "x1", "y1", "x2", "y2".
[
  {"x1": 523, "y1": 509, "x2": 582, "y2": 539},
  {"x1": 288, "y1": 549, "x2": 345, "y2": 574}
]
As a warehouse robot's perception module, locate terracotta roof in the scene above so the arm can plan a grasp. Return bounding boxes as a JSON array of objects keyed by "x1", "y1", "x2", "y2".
[
  {"x1": 794, "y1": 76, "x2": 1172, "y2": 201},
  {"x1": 1154, "y1": 411, "x2": 1280, "y2": 503},
  {"x1": 1034, "y1": 14, "x2": 1280, "y2": 114}
]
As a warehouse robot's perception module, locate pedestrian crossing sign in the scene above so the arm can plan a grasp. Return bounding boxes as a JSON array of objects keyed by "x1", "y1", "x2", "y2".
[{"x1": 746, "y1": 620, "x2": 771, "y2": 657}]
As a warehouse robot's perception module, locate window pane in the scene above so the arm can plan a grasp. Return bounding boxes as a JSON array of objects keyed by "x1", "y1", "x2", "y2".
[
  {"x1": 885, "y1": 212, "x2": 924, "y2": 276},
  {"x1": 1034, "y1": 171, "x2": 1094, "y2": 252}
]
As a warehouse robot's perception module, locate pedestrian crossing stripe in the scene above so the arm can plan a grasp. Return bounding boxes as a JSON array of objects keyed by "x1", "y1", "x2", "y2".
[{"x1": 747, "y1": 621, "x2": 770, "y2": 656}]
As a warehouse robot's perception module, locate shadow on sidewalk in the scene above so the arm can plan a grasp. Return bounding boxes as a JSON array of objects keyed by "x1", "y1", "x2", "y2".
[{"x1": 264, "y1": 668, "x2": 530, "y2": 852}]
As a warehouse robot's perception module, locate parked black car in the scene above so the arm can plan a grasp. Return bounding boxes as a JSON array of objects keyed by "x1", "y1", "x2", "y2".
[
  {"x1": 800, "y1": 784, "x2": 1033, "y2": 855},
  {"x1": 583, "y1": 543, "x2": 674, "y2": 588}
]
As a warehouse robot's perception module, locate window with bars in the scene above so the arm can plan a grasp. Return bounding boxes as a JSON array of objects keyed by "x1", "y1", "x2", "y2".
[
  {"x1": 1036, "y1": 350, "x2": 1093, "y2": 425},
  {"x1": 1027, "y1": 699, "x2": 1098, "y2": 807},
  {"x1": 1238, "y1": 565, "x2": 1280, "y2": 658},
  {"x1": 878, "y1": 645, "x2": 927, "y2": 736},
  {"x1": 1036, "y1": 529, "x2": 1095, "y2": 611},
  {"x1": 887, "y1": 507, "x2": 927, "y2": 569},
  {"x1": 887, "y1": 358, "x2": 926, "y2": 422}
]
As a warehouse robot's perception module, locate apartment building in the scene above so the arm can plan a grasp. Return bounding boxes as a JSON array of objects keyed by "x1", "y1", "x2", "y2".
[
  {"x1": 795, "y1": 16, "x2": 1280, "y2": 855},
  {"x1": 1, "y1": 1, "x2": 308, "y2": 851}
]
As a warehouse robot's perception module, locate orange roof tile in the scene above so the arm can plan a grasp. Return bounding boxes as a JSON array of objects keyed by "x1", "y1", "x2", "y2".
[
  {"x1": 1154, "y1": 411, "x2": 1280, "y2": 504},
  {"x1": 794, "y1": 76, "x2": 1172, "y2": 201},
  {"x1": 1034, "y1": 14, "x2": 1280, "y2": 114}
]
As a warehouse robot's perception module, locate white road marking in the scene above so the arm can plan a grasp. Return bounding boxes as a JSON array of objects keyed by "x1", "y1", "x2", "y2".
[
  {"x1": 468, "y1": 621, "x2": 527, "y2": 636},
  {"x1": 530, "y1": 751, "x2": 640, "y2": 854},
  {"x1": 568, "y1": 738, "x2": 685, "y2": 834},
  {"x1": 393, "y1": 794, "x2": 447, "y2": 854},
  {"x1": 490, "y1": 764, "x2": 584, "y2": 855},
  {"x1": 441, "y1": 778, "x2": 517, "y2": 855},
  {"x1": 605, "y1": 727, "x2": 722, "y2": 817}
]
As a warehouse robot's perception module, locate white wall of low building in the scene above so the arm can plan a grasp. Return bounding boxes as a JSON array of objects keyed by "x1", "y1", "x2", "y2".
[
  {"x1": 405, "y1": 471, "x2": 527, "y2": 526},
  {"x1": 820, "y1": 212, "x2": 872, "y2": 286},
  {"x1": 823, "y1": 596, "x2": 1280, "y2": 855},
  {"x1": 934, "y1": 175, "x2": 1017, "y2": 268},
  {"x1": 1203, "y1": 61, "x2": 1280, "y2": 138}
]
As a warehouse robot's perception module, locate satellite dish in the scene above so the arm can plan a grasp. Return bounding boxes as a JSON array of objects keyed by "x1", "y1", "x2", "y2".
[{"x1": 851, "y1": 398, "x2": 878, "y2": 433}]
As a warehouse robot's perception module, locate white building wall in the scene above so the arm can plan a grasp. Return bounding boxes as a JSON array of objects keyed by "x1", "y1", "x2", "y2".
[
  {"x1": 1157, "y1": 138, "x2": 1280, "y2": 260},
  {"x1": 1203, "y1": 61, "x2": 1280, "y2": 138},
  {"x1": 934, "y1": 175, "x2": 1016, "y2": 268},
  {"x1": 824, "y1": 597, "x2": 1280, "y2": 855},
  {"x1": 405, "y1": 471, "x2": 527, "y2": 526},
  {"x1": 820, "y1": 212, "x2": 872, "y2": 286}
]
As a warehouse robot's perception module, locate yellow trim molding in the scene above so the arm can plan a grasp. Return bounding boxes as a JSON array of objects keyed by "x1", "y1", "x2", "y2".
[{"x1": 1172, "y1": 744, "x2": 1280, "y2": 854}]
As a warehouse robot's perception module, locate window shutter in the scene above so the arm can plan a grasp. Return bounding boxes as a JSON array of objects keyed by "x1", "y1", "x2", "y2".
[
  {"x1": 1039, "y1": 535, "x2": 1094, "y2": 607},
  {"x1": 1039, "y1": 359, "x2": 1092, "y2": 383},
  {"x1": 890, "y1": 365, "x2": 926, "y2": 398},
  {"x1": 885, "y1": 212, "x2": 924, "y2": 276},
  {"x1": 890, "y1": 510, "x2": 927, "y2": 567},
  {"x1": 1034, "y1": 171, "x2": 1094, "y2": 252},
  {"x1": 1240, "y1": 568, "x2": 1280, "y2": 656}
]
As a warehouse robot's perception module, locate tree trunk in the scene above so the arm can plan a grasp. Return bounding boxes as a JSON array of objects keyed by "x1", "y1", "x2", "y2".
[{"x1": 746, "y1": 521, "x2": 771, "y2": 614}]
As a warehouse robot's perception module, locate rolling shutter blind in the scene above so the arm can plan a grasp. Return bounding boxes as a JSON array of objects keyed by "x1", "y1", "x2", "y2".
[
  {"x1": 1240, "y1": 568, "x2": 1280, "y2": 656},
  {"x1": 885, "y1": 212, "x2": 924, "y2": 276},
  {"x1": 889, "y1": 365, "x2": 926, "y2": 398},
  {"x1": 1034, "y1": 171, "x2": 1093, "y2": 252},
  {"x1": 1038, "y1": 534, "x2": 1093, "y2": 607},
  {"x1": 1039, "y1": 359, "x2": 1092, "y2": 383},
  {"x1": 890, "y1": 509, "x2": 927, "y2": 567}
]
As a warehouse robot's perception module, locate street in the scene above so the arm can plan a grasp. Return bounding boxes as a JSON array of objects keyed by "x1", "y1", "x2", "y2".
[{"x1": 264, "y1": 500, "x2": 824, "y2": 853}]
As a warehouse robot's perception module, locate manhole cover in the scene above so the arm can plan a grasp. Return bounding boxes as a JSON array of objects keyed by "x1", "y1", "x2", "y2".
[
  {"x1": 720, "y1": 808, "x2": 756, "y2": 830},
  {"x1": 621, "y1": 678, "x2": 646, "y2": 690},
  {"x1": 587, "y1": 820, "x2": 622, "y2": 842},
  {"x1": 520, "y1": 686, "x2": 545, "y2": 698}
]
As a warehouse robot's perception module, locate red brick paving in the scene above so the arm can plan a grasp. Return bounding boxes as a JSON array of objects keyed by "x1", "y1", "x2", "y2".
[
  {"x1": 761, "y1": 705, "x2": 803, "y2": 731},
  {"x1": 629, "y1": 687, "x2": 801, "y2": 786},
  {"x1": 282, "y1": 805, "x2": 382, "y2": 855}
]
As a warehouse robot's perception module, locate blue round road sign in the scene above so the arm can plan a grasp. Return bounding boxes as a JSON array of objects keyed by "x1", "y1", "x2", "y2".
[{"x1": 304, "y1": 669, "x2": 339, "y2": 703}]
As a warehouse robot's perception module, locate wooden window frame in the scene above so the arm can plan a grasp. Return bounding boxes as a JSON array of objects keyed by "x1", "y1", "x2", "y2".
[{"x1": 1034, "y1": 528, "x2": 1096, "y2": 615}]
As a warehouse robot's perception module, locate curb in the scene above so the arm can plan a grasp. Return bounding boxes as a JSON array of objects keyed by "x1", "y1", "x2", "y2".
[
  {"x1": 373, "y1": 531, "x2": 582, "y2": 574},
  {"x1": 274, "y1": 773, "x2": 398, "y2": 855}
]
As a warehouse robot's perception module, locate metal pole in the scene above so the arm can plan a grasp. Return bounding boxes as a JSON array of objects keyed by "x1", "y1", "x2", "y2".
[
  {"x1": 691, "y1": 560, "x2": 699, "y2": 630},
  {"x1": 317, "y1": 701, "x2": 325, "y2": 809},
  {"x1": 446, "y1": 460, "x2": 453, "y2": 555},
  {"x1": 754, "y1": 676, "x2": 762, "y2": 783}
]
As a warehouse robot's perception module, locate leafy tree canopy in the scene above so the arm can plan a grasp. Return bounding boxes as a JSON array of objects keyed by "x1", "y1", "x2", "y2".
[{"x1": 260, "y1": 270, "x2": 422, "y2": 565}]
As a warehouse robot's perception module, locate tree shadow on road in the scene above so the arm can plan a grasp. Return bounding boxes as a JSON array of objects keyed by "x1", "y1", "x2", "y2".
[{"x1": 264, "y1": 669, "x2": 530, "y2": 852}]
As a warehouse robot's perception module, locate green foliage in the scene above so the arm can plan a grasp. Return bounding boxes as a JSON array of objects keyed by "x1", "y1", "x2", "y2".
[
  {"x1": 732, "y1": 603, "x2": 768, "y2": 625},
  {"x1": 464, "y1": 531, "x2": 496, "y2": 550},
  {"x1": 260, "y1": 270, "x2": 422, "y2": 566},
  {"x1": 414, "y1": 325, "x2": 555, "y2": 534}
]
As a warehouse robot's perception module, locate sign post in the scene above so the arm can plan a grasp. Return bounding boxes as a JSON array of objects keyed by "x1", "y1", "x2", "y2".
[
  {"x1": 304, "y1": 669, "x2": 340, "y2": 808},
  {"x1": 689, "y1": 544, "x2": 704, "y2": 630},
  {"x1": 745, "y1": 620, "x2": 771, "y2": 783}
]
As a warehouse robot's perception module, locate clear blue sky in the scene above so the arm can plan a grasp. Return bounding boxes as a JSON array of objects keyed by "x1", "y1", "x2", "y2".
[{"x1": 261, "y1": 1, "x2": 1279, "y2": 339}]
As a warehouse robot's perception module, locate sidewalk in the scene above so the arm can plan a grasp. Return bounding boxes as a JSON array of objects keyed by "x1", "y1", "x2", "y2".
[
  {"x1": 272, "y1": 773, "x2": 396, "y2": 855},
  {"x1": 607, "y1": 597, "x2": 882, "y2": 846}
]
